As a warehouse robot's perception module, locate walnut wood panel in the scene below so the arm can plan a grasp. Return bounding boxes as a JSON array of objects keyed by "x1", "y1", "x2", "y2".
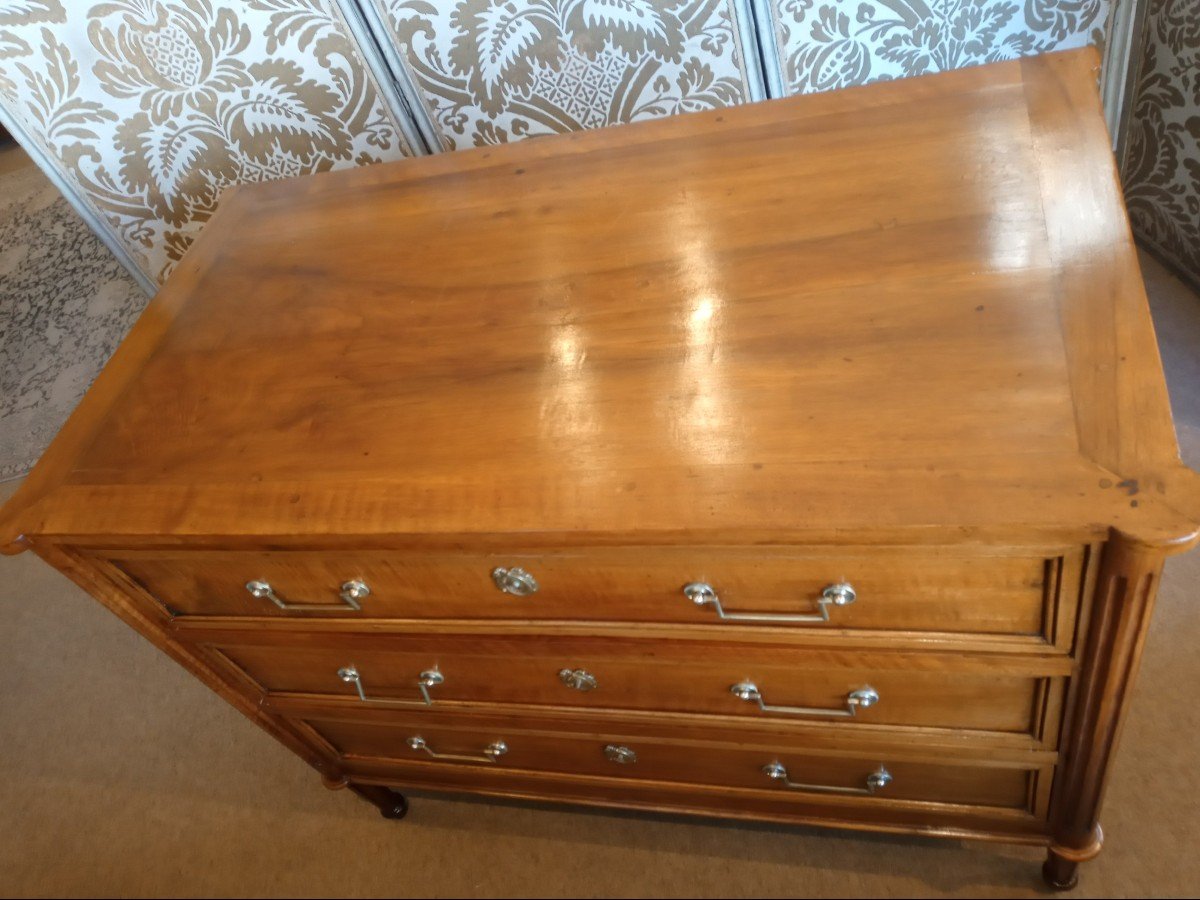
[
  {"x1": 305, "y1": 713, "x2": 1038, "y2": 811},
  {"x1": 105, "y1": 545, "x2": 1079, "y2": 643},
  {"x1": 204, "y1": 631, "x2": 1067, "y2": 742},
  {"x1": 340, "y1": 756, "x2": 1055, "y2": 841},
  {"x1": 269, "y1": 696, "x2": 1063, "y2": 766}
]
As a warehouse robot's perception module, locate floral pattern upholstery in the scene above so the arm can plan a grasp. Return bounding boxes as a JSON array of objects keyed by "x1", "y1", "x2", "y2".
[
  {"x1": 0, "y1": 1, "x2": 418, "y2": 286},
  {"x1": 1122, "y1": 0, "x2": 1200, "y2": 287},
  {"x1": 363, "y1": 0, "x2": 762, "y2": 149},
  {"x1": 761, "y1": 0, "x2": 1109, "y2": 94}
]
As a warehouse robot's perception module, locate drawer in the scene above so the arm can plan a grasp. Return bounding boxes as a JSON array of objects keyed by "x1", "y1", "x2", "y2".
[
  {"x1": 108, "y1": 546, "x2": 1082, "y2": 644},
  {"x1": 206, "y1": 631, "x2": 1067, "y2": 743},
  {"x1": 298, "y1": 708, "x2": 1048, "y2": 813}
]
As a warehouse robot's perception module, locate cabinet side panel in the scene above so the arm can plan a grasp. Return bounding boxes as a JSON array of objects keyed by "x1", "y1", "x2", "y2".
[{"x1": 30, "y1": 543, "x2": 339, "y2": 779}]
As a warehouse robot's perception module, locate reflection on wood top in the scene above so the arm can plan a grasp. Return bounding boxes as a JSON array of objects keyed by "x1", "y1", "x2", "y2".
[{"x1": 3, "y1": 48, "x2": 1197, "y2": 551}]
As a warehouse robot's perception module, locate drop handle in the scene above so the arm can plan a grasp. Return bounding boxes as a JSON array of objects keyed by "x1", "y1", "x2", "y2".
[
  {"x1": 731, "y1": 682, "x2": 879, "y2": 718},
  {"x1": 762, "y1": 761, "x2": 892, "y2": 795},
  {"x1": 407, "y1": 736, "x2": 508, "y2": 763},
  {"x1": 684, "y1": 581, "x2": 856, "y2": 623},
  {"x1": 246, "y1": 579, "x2": 369, "y2": 611},
  {"x1": 337, "y1": 665, "x2": 444, "y2": 705}
]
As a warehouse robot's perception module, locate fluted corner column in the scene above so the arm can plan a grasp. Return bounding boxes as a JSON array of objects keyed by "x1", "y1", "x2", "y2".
[{"x1": 1044, "y1": 532, "x2": 1166, "y2": 889}]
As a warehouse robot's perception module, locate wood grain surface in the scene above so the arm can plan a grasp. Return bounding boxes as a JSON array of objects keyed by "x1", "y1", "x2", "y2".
[
  {"x1": 102, "y1": 545, "x2": 1074, "y2": 641},
  {"x1": 1, "y1": 49, "x2": 1195, "y2": 552}
]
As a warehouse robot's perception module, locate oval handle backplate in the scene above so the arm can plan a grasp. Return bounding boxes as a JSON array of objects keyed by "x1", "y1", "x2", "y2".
[
  {"x1": 492, "y1": 566, "x2": 539, "y2": 596},
  {"x1": 559, "y1": 668, "x2": 598, "y2": 691},
  {"x1": 604, "y1": 744, "x2": 637, "y2": 764}
]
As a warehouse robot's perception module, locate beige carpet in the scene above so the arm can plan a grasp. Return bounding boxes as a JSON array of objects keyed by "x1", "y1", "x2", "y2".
[{"x1": 0, "y1": 250, "x2": 1197, "y2": 897}]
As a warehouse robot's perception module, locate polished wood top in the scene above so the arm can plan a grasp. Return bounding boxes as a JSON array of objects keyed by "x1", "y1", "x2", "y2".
[{"x1": 3, "y1": 49, "x2": 1197, "y2": 552}]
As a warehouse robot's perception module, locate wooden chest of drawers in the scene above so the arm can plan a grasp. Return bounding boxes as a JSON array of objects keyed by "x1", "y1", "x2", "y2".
[{"x1": 2, "y1": 49, "x2": 1197, "y2": 890}]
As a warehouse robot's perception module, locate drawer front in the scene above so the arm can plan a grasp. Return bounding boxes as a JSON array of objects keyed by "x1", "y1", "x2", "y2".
[
  {"x1": 302, "y1": 711, "x2": 1042, "y2": 812},
  {"x1": 110, "y1": 546, "x2": 1080, "y2": 642},
  {"x1": 210, "y1": 633, "x2": 1066, "y2": 741}
]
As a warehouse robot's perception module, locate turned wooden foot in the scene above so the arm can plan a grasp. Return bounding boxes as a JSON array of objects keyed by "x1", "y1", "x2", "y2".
[
  {"x1": 1042, "y1": 825, "x2": 1102, "y2": 891},
  {"x1": 1042, "y1": 850, "x2": 1079, "y2": 891},
  {"x1": 350, "y1": 784, "x2": 409, "y2": 819},
  {"x1": 322, "y1": 774, "x2": 409, "y2": 820}
]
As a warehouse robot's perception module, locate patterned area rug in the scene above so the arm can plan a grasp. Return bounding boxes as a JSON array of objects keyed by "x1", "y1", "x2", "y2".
[{"x1": 0, "y1": 163, "x2": 148, "y2": 481}]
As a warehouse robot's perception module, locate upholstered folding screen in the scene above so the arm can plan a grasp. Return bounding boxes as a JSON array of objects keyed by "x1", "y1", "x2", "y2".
[
  {"x1": 0, "y1": 1, "x2": 423, "y2": 290},
  {"x1": 357, "y1": 0, "x2": 768, "y2": 151},
  {"x1": 1121, "y1": 0, "x2": 1200, "y2": 289},
  {"x1": 754, "y1": 1, "x2": 1112, "y2": 96}
]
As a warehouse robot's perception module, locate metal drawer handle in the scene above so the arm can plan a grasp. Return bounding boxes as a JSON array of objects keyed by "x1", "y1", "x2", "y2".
[
  {"x1": 731, "y1": 682, "x2": 879, "y2": 718},
  {"x1": 762, "y1": 761, "x2": 892, "y2": 795},
  {"x1": 492, "y1": 566, "x2": 538, "y2": 596},
  {"x1": 559, "y1": 668, "x2": 598, "y2": 691},
  {"x1": 407, "y1": 736, "x2": 508, "y2": 763},
  {"x1": 684, "y1": 581, "x2": 855, "y2": 624},
  {"x1": 604, "y1": 744, "x2": 637, "y2": 764},
  {"x1": 337, "y1": 665, "x2": 444, "y2": 705},
  {"x1": 246, "y1": 579, "x2": 369, "y2": 611}
]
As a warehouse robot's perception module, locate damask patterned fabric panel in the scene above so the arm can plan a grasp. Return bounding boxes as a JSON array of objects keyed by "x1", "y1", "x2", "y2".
[
  {"x1": 365, "y1": 0, "x2": 761, "y2": 150},
  {"x1": 1122, "y1": 0, "x2": 1199, "y2": 288},
  {"x1": 0, "y1": 1, "x2": 419, "y2": 286},
  {"x1": 763, "y1": 0, "x2": 1110, "y2": 94}
]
